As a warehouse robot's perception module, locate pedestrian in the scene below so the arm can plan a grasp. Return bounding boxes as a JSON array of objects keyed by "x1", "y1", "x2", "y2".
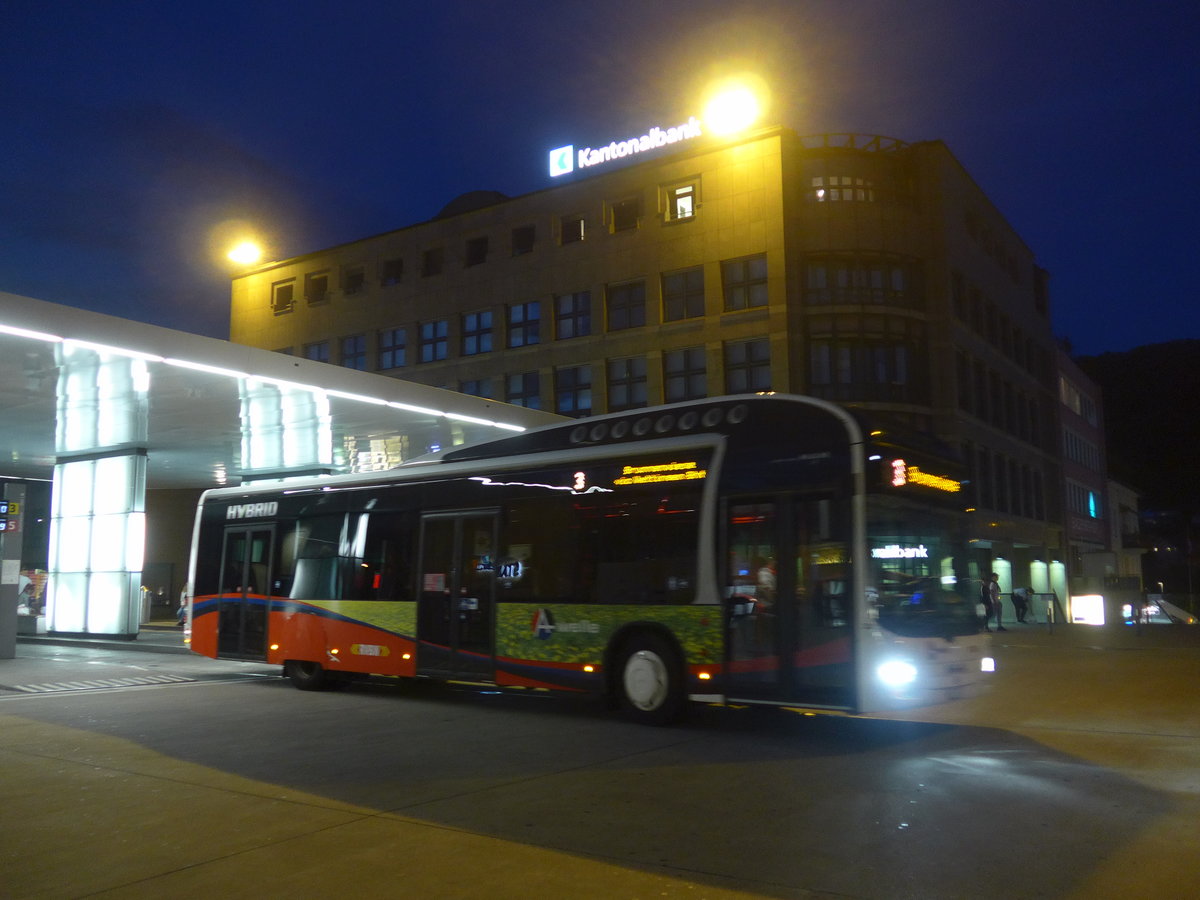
[
  {"x1": 987, "y1": 572, "x2": 1006, "y2": 631},
  {"x1": 1012, "y1": 586, "x2": 1030, "y2": 623},
  {"x1": 979, "y1": 577, "x2": 994, "y2": 631}
]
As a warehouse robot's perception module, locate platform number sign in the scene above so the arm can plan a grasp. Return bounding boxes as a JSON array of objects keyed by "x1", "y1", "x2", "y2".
[{"x1": 0, "y1": 500, "x2": 21, "y2": 532}]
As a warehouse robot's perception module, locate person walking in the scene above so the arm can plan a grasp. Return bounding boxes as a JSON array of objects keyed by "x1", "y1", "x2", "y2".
[
  {"x1": 1012, "y1": 586, "x2": 1030, "y2": 623},
  {"x1": 987, "y1": 572, "x2": 1006, "y2": 631}
]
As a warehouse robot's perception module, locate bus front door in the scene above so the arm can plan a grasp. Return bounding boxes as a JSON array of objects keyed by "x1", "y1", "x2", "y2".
[
  {"x1": 725, "y1": 497, "x2": 854, "y2": 709},
  {"x1": 417, "y1": 512, "x2": 496, "y2": 680},
  {"x1": 217, "y1": 527, "x2": 273, "y2": 660}
]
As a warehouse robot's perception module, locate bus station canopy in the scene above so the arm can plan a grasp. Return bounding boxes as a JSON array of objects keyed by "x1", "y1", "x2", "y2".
[{"x1": 0, "y1": 291, "x2": 560, "y2": 491}]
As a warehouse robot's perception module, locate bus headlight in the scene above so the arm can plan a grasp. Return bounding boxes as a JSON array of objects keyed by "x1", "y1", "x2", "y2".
[{"x1": 877, "y1": 659, "x2": 919, "y2": 688}]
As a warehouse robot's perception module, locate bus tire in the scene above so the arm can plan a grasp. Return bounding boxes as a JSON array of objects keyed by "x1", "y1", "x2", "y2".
[
  {"x1": 617, "y1": 633, "x2": 685, "y2": 725},
  {"x1": 285, "y1": 659, "x2": 328, "y2": 691}
]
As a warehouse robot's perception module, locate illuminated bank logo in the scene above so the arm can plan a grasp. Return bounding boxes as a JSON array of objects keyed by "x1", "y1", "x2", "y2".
[
  {"x1": 548, "y1": 116, "x2": 703, "y2": 178},
  {"x1": 549, "y1": 145, "x2": 574, "y2": 177},
  {"x1": 531, "y1": 608, "x2": 556, "y2": 639}
]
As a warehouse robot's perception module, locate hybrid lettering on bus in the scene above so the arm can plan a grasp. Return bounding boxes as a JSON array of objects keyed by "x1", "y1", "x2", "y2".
[{"x1": 185, "y1": 395, "x2": 993, "y2": 724}]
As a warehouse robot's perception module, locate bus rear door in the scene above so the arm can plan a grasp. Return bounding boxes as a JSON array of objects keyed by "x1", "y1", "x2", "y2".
[
  {"x1": 724, "y1": 496, "x2": 855, "y2": 709},
  {"x1": 417, "y1": 511, "x2": 497, "y2": 680},
  {"x1": 216, "y1": 526, "x2": 273, "y2": 660}
]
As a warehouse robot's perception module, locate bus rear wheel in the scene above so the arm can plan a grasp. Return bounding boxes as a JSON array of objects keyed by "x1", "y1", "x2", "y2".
[
  {"x1": 617, "y1": 634, "x2": 685, "y2": 725},
  {"x1": 285, "y1": 659, "x2": 329, "y2": 691}
]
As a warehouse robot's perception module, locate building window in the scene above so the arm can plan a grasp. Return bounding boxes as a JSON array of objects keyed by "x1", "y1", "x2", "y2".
[
  {"x1": 555, "y1": 291, "x2": 591, "y2": 339},
  {"x1": 507, "y1": 372, "x2": 541, "y2": 408},
  {"x1": 461, "y1": 310, "x2": 493, "y2": 355},
  {"x1": 555, "y1": 365, "x2": 592, "y2": 417},
  {"x1": 272, "y1": 279, "x2": 295, "y2": 314},
  {"x1": 512, "y1": 225, "x2": 535, "y2": 256},
  {"x1": 607, "y1": 356, "x2": 647, "y2": 411},
  {"x1": 662, "y1": 266, "x2": 705, "y2": 321},
  {"x1": 275, "y1": 347, "x2": 294, "y2": 356},
  {"x1": 809, "y1": 174, "x2": 875, "y2": 202},
  {"x1": 465, "y1": 236, "x2": 488, "y2": 267},
  {"x1": 606, "y1": 280, "x2": 646, "y2": 331},
  {"x1": 305, "y1": 271, "x2": 330, "y2": 304},
  {"x1": 303, "y1": 341, "x2": 330, "y2": 364},
  {"x1": 560, "y1": 215, "x2": 585, "y2": 244},
  {"x1": 421, "y1": 248, "x2": 443, "y2": 277},
  {"x1": 610, "y1": 197, "x2": 640, "y2": 232},
  {"x1": 664, "y1": 347, "x2": 707, "y2": 402},
  {"x1": 420, "y1": 320, "x2": 448, "y2": 362},
  {"x1": 806, "y1": 315, "x2": 928, "y2": 403},
  {"x1": 342, "y1": 265, "x2": 366, "y2": 295},
  {"x1": 803, "y1": 255, "x2": 921, "y2": 309},
  {"x1": 340, "y1": 335, "x2": 367, "y2": 370},
  {"x1": 380, "y1": 258, "x2": 403, "y2": 286},
  {"x1": 508, "y1": 301, "x2": 540, "y2": 348},
  {"x1": 377, "y1": 327, "x2": 406, "y2": 369},
  {"x1": 722, "y1": 255, "x2": 768, "y2": 311},
  {"x1": 460, "y1": 378, "x2": 494, "y2": 399},
  {"x1": 665, "y1": 181, "x2": 696, "y2": 220},
  {"x1": 724, "y1": 338, "x2": 770, "y2": 393}
]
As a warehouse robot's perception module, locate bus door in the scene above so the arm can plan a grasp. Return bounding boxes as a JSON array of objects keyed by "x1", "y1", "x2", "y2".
[
  {"x1": 724, "y1": 496, "x2": 854, "y2": 709},
  {"x1": 417, "y1": 511, "x2": 497, "y2": 680},
  {"x1": 217, "y1": 527, "x2": 273, "y2": 660}
]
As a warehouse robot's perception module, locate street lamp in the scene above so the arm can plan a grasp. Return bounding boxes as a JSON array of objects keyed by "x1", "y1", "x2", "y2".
[
  {"x1": 227, "y1": 240, "x2": 263, "y2": 267},
  {"x1": 702, "y1": 75, "x2": 769, "y2": 136}
]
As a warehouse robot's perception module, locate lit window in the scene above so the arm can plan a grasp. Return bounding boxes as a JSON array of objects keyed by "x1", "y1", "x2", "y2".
[
  {"x1": 462, "y1": 310, "x2": 493, "y2": 355},
  {"x1": 508, "y1": 302, "x2": 540, "y2": 348},
  {"x1": 461, "y1": 378, "x2": 494, "y2": 399},
  {"x1": 420, "y1": 320, "x2": 448, "y2": 362},
  {"x1": 666, "y1": 182, "x2": 696, "y2": 220}
]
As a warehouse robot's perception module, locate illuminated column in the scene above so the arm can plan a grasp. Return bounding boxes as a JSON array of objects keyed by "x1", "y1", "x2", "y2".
[
  {"x1": 47, "y1": 344, "x2": 149, "y2": 636},
  {"x1": 239, "y1": 379, "x2": 333, "y2": 481},
  {"x1": 1030, "y1": 560, "x2": 1049, "y2": 593}
]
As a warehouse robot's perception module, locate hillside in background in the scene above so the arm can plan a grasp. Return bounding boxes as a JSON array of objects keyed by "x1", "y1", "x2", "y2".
[{"x1": 1076, "y1": 340, "x2": 1200, "y2": 513}]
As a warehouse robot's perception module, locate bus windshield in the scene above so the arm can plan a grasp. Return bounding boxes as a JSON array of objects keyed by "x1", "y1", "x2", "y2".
[{"x1": 866, "y1": 497, "x2": 979, "y2": 639}]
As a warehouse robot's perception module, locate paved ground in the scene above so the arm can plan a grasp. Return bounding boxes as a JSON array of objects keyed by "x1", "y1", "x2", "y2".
[{"x1": 1, "y1": 618, "x2": 1197, "y2": 899}]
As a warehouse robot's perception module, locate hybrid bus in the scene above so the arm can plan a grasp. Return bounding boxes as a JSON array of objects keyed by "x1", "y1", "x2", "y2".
[{"x1": 185, "y1": 394, "x2": 993, "y2": 723}]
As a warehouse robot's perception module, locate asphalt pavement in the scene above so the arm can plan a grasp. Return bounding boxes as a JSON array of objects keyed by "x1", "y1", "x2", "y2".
[{"x1": 2, "y1": 617, "x2": 1198, "y2": 899}]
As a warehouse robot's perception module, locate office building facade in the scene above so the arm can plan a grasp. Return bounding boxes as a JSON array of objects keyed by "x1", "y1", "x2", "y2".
[{"x1": 230, "y1": 127, "x2": 1072, "y2": 594}]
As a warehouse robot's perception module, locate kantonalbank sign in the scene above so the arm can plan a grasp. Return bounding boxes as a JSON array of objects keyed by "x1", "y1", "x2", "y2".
[{"x1": 549, "y1": 116, "x2": 703, "y2": 177}]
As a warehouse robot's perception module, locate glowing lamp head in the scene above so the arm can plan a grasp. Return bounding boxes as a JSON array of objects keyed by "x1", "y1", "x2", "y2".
[
  {"x1": 227, "y1": 240, "x2": 263, "y2": 266},
  {"x1": 702, "y1": 78, "x2": 766, "y2": 136}
]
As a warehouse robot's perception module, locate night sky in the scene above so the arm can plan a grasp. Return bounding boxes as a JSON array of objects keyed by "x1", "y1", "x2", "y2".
[{"x1": 2, "y1": 1, "x2": 1196, "y2": 356}]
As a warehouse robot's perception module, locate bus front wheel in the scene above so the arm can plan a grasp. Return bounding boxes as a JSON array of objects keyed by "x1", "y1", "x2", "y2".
[
  {"x1": 285, "y1": 659, "x2": 328, "y2": 691},
  {"x1": 617, "y1": 634, "x2": 685, "y2": 725}
]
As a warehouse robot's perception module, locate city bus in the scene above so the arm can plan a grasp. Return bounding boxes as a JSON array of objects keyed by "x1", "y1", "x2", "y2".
[{"x1": 185, "y1": 394, "x2": 993, "y2": 724}]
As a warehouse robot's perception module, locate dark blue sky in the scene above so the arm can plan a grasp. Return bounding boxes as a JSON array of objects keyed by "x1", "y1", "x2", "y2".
[{"x1": 2, "y1": 1, "x2": 1196, "y2": 356}]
